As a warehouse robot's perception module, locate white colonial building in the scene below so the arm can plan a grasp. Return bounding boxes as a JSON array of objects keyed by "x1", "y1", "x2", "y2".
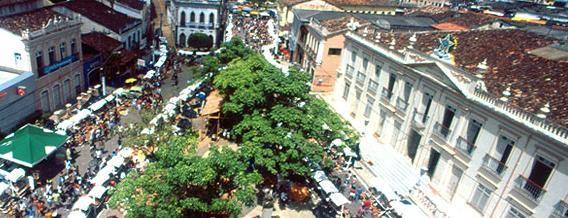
[
  {"x1": 168, "y1": 0, "x2": 222, "y2": 48},
  {"x1": 324, "y1": 25, "x2": 568, "y2": 217}
]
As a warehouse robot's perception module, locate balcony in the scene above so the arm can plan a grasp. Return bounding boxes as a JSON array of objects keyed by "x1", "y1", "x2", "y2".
[
  {"x1": 455, "y1": 137, "x2": 476, "y2": 158},
  {"x1": 346, "y1": 65, "x2": 354, "y2": 78},
  {"x1": 186, "y1": 22, "x2": 214, "y2": 29},
  {"x1": 381, "y1": 87, "x2": 392, "y2": 102},
  {"x1": 513, "y1": 176, "x2": 546, "y2": 203},
  {"x1": 412, "y1": 109, "x2": 429, "y2": 129},
  {"x1": 396, "y1": 97, "x2": 408, "y2": 112},
  {"x1": 481, "y1": 154, "x2": 507, "y2": 178},
  {"x1": 356, "y1": 72, "x2": 366, "y2": 86},
  {"x1": 41, "y1": 53, "x2": 79, "y2": 76},
  {"x1": 433, "y1": 122, "x2": 451, "y2": 141}
]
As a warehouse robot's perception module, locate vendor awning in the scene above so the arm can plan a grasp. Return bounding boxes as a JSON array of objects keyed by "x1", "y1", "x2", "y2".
[
  {"x1": 312, "y1": 170, "x2": 327, "y2": 183},
  {"x1": 318, "y1": 179, "x2": 338, "y2": 194},
  {"x1": 329, "y1": 193, "x2": 350, "y2": 206},
  {"x1": 0, "y1": 124, "x2": 68, "y2": 168},
  {"x1": 201, "y1": 90, "x2": 223, "y2": 116},
  {"x1": 88, "y1": 185, "x2": 107, "y2": 199}
]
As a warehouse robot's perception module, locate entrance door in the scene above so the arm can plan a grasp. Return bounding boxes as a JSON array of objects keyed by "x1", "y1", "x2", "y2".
[
  {"x1": 495, "y1": 136, "x2": 514, "y2": 174},
  {"x1": 390, "y1": 121, "x2": 401, "y2": 147},
  {"x1": 440, "y1": 106, "x2": 455, "y2": 137},
  {"x1": 526, "y1": 156, "x2": 554, "y2": 199},
  {"x1": 407, "y1": 130, "x2": 421, "y2": 162},
  {"x1": 447, "y1": 166, "x2": 463, "y2": 198}
]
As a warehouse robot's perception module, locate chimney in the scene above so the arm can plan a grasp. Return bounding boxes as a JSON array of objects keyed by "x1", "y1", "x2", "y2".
[
  {"x1": 536, "y1": 102, "x2": 550, "y2": 120},
  {"x1": 407, "y1": 33, "x2": 417, "y2": 49},
  {"x1": 389, "y1": 38, "x2": 396, "y2": 50},
  {"x1": 476, "y1": 58, "x2": 488, "y2": 79},
  {"x1": 500, "y1": 85, "x2": 511, "y2": 102},
  {"x1": 374, "y1": 32, "x2": 381, "y2": 43}
]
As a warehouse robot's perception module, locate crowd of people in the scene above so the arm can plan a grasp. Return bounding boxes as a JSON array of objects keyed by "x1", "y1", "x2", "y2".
[{"x1": 231, "y1": 14, "x2": 273, "y2": 51}]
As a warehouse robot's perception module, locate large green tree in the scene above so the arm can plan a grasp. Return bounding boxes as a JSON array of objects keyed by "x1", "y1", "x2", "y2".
[
  {"x1": 188, "y1": 33, "x2": 213, "y2": 51},
  {"x1": 214, "y1": 54, "x2": 356, "y2": 179},
  {"x1": 109, "y1": 133, "x2": 261, "y2": 217}
]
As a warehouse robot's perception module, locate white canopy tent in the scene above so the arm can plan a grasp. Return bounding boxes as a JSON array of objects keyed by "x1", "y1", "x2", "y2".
[
  {"x1": 68, "y1": 210, "x2": 87, "y2": 218},
  {"x1": 6, "y1": 168, "x2": 25, "y2": 183},
  {"x1": 318, "y1": 179, "x2": 338, "y2": 194},
  {"x1": 72, "y1": 196, "x2": 95, "y2": 211},
  {"x1": 312, "y1": 170, "x2": 327, "y2": 183},
  {"x1": 329, "y1": 192, "x2": 350, "y2": 206},
  {"x1": 88, "y1": 185, "x2": 107, "y2": 199}
]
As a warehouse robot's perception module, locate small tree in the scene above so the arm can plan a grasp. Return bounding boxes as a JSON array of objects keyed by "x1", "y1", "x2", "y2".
[{"x1": 188, "y1": 33, "x2": 213, "y2": 51}]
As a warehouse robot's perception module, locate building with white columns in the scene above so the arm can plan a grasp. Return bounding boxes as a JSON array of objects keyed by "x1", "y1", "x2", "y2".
[
  {"x1": 324, "y1": 25, "x2": 568, "y2": 217},
  {"x1": 168, "y1": 0, "x2": 222, "y2": 48}
]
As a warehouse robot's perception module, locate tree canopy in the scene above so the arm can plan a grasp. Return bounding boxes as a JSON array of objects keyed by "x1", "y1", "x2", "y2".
[
  {"x1": 188, "y1": 33, "x2": 213, "y2": 51},
  {"x1": 214, "y1": 54, "x2": 357, "y2": 179},
  {"x1": 109, "y1": 132, "x2": 261, "y2": 217}
]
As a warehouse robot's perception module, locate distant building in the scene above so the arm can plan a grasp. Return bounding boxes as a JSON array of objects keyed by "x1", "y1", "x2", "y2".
[
  {"x1": 0, "y1": 0, "x2": 49, "y2": 17},
  {"x1": 0, "y1": 68, "x2": 36, "y2": 134},
  {"x1": 99, "y1": 0, "x2": 153, "y2": 48},
  {"x1": 168, "y1": 0, "x2": 223, "y2": 48},
  {"x1": 0, "y1": 8, "x2": 84, "y2": 113},
  {"x1": 53, "y1": 0, "x2": 145, "y2": 50},
  {"x1": 325, "y1": 25, "x2": 568, "y2": 217},
  {"x1": 81, "y1": 32, "x2": 123, "y2": 88}
]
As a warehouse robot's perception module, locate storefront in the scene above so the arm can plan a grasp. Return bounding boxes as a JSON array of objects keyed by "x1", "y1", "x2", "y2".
[{"x1": 0, "y1": 70, "x2": 37, "y2": 135}]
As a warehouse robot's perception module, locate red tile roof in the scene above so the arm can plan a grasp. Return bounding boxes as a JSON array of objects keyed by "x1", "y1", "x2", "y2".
[
  {"x1": 317, "y1": 15, "x2": 369, "y2": 34},
  {"x1": 327, "y1": 0, "x2": 396, "y2": 6},
  {"x1": 116, "y1": 0, "x2": 145, "y2": 10},
  {"x1": 82, "y1": 32, "x2": 122, "y2": 54},
  {"x1": 0, "y1": 7, "x2": 64, "y2": 34},
  {"x1": 356, "y1": 27, "x2": 568, "y2": 126},
  {"x1": 0, "y1": 0, "x2": 35, "y2": 7},
  {"x1": 432, "y1": 22, "x2": 468, "y2": 30},
  {"x1": 60, "y1": 0, "x2": 140, "y2": 33}
]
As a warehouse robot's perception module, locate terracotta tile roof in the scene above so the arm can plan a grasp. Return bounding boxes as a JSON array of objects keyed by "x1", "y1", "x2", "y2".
[
  {"x1": 409, "y1": 10, "x2": 505, "y2": 29},
  {"x1": 317, "y1": 15, "x2": 368, "y2": 34},
  {"x1": 0, "y1": 7, "x2": 64, "y2": 34},
  {"x1": 356, "y1": 27, "x2": 568, "y2": 126},
  {"x1": 60, "y1": 0, "x2": 140, "y2": 33},
  {"x1": 81, "y1": 32, "x2": 122, "y2": 54},
  {"x1": 0, "y1": 0, "x2": 35, "y2": 7},
  {"x1": 327, "y1": 0, "x2": 396, "y2": 6},
  {"x1": 116, "y1": 0, "x2": 145, "y2": 10},
  {"x1": 432, "y1": 22, "x2": 468, "y2": 30}
]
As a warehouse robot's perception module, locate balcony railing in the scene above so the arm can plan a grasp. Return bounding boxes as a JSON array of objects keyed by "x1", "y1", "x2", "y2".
[
  {"x1": 514, "y1": 175, "x2": 546, "y2": 202},
  {"x1": 186, "y1": 22, "x2": 214, "y2": 29},
  {"x1": 381, "y1": 87, "x2": 392, "y2": 102},
  {"x1": 368, "y1": 85, "x2": 378, "y2": 95},
  {"x1": 481, "y1": 154, "x2": 508, "y2": 177},
  {"x1": 433, "y1": 122, "x2": 451, "y2": 140},
  {"x1": 413, "y1": 109, "x2": 429, "y2": 125},
  {"x1": 396, "y1": 97, "x2": 408, "y2": 112},
  {"x1": 455, "y1": 136, "x2": 476, "y2": 157},
  {"x1": 356, "y1": 72, "x2": 366, "y2": 86},
  {"x1": 346, "y1": 65, "x2": 354, "y2": 78}
]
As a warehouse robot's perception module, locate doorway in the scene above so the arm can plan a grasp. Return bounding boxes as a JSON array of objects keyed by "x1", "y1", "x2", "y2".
[{"x1": 407, "y1": 130, "x2": 421, "y2": 162}]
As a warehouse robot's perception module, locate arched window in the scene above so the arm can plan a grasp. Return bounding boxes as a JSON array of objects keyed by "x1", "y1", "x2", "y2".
[
  {"x1": 180, "y1": 11, "x2": 186, "y2": 26},
  {"x1": 209, "y1": 13, "x2": 214, "y2": 24},
  {"x1": 190, "y1": 12, "x2": 195, "y2": 23},
  {"x1": 179, "y1": 33, "x2": 186, "y2": 47},
  {"x1": 199, "y1": 12, "x2": 205, "y2": 23}
]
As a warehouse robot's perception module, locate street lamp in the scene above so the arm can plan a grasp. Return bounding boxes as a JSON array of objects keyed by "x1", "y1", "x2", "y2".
[{"x1": 160, "y1": 13, "x2": 163, "y2": 37}]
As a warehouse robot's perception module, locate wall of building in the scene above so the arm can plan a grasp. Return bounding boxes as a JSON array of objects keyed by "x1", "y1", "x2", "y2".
[
  {"x1": 25, "y1": 22, "x2": 83, "y2": 113},
  {"x1": 0, "y1": 71, "x2": 36, "y2": 134},
  {"x1": 0, "y1": 29, "x2": 31, "y2": 72},
  {"x1": 0, "y1": 0, "x2": 48, "y2": 17},
  {"x1": 330, "y1": 35, "x2": 568, "y2": 218},
  {"x1": 312, "y1": 33, "x2": 344, "y2": 92},
  {"x1": 174, "y1": 2, "x2": 220, "y2": 48}
]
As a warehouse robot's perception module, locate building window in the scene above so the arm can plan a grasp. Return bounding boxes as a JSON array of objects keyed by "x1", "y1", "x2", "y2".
[
  {"x1": 328, "y1": 48, "x2": 341, "y2": 55},
  {"x1": 40, "y1": 90, "x2": 50, "y2": 112},
  {"x1": 342, "y1": 82, "x2": 351, "y2": 100},
  {"x1": 74, "y1": 74, "x2": 81, "y2": 95},
  {"x1": 356, "y1": 72, "x2": 366, "y2": 85},
  {"x1": 506, "y1": 206, "x2": 527, "y2": 218},
  {"x1": 364, "y1": 97, "x2": 374, "y2": 118},
  {"x1": 209, "y1": 13, "x2": 215, "y2": 24},
  {"x1": 470, "y1": 184, "x2": 492, "y2": 213},
  {"x1": 180, "y1": 11, "x2": 186, "y2": 26},
  {"x1": 199, "y1": 12, "x2": 205, "y2": 23},
  {"x1": 351, "y1": 50, "x2": 356, "y2": 63},
  {"x1": 48, "y1": 47, "x2": 56, "y2": 65},
  {"x1": 375, "y1": 63, "x2": 382, "y2": 78},
  {"x1": 355, "y1": 88, "x2": 362, "y2": 100},
  {"x1": 71, "y1": 39, "x2": 77, "y2": 54},
  {"x1": 36, "y1": 51, "x2": 44, "y2": 76},
  {"x1": 363, "y1": 58, "x2": 369, "y2": 71},
  {"x1": 368, "y1": 80, "x2": 378, "y2": 95},
  {"x1": 60, "y1": 42, "x2": 66, "y2": 59},
  {"x1": 63, "y1": 79, "x2": 71, "y2": 102},
  {"x1": 53, "y1": 85, "x2": 62, "y2": 109},
  {"x1": 14, "y1": 53, "x2": 21, "y2": 65},
  {"x1": 190, "y1": 12, "x2": 195, "y2": 22}
]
